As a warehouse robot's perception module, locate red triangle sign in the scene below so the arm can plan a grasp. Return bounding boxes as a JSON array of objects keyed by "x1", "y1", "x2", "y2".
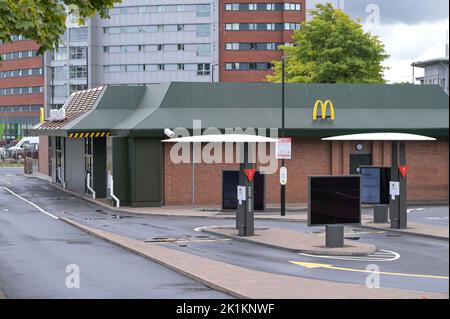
[
  {"x1": 244, "y1": 169, "x2": 256, "y2": 183},
  {"x1": 398, "y1": 165, "x2": 410, "y2": 178}
]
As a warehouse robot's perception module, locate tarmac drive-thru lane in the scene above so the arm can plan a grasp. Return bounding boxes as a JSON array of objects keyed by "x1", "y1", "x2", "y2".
[
  {"x1": 0, "y1": 169, "x2": 231, "y2": 299},
  {"x1": 1, "y1": 168, "x2": 449, "y2": 297}
]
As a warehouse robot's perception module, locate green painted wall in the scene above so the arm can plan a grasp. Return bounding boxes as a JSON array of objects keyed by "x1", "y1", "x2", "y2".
[
  {"x1": 112, "y1": 137, "x2": 130, "y2": 206},
  {"x1": 128, "y1": 137, "x2": 163, "y2": 207}
]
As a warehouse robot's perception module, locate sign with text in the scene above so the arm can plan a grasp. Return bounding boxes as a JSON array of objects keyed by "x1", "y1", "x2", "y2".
[
  {"x1": 237, "y1": 186, "x2": 246, "y2": 205},
  {"x1": 389, "y1": 181, "x2": 400, "y2": 200},
  {"x1": 275, "y1": 138, "x2": 292, "y2": 159}
]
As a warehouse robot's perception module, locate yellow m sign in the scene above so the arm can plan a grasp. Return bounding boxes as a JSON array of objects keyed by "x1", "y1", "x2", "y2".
[{"x1": 313, "y1": 100, "x2": 335, "y2": 121}]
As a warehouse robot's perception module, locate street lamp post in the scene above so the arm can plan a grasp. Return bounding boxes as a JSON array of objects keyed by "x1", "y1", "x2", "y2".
[{"x1": 280, "y1": 57, "x2": 286, "y2": 216}]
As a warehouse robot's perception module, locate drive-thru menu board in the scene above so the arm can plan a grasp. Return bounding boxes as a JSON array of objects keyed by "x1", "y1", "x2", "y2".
[
  {"x1": 359, "y1": 166, "x2": 391, "y2": 205},
  {"x1": 308, "y1": 176, "x2": 361, "y2": 226}
]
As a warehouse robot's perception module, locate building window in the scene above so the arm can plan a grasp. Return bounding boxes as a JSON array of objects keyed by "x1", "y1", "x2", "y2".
[
  {"x1": 158, "y1": 64, "x2": 165, "y2": 71},
  {"x1": 196, "y1": 4, "x2": 210, "y2": 16},
  {"x1": 0, "y1": 86, "x2": 43, "y2": 96},
  {"x1": 224, "y1": 62, "x2": 272, "y2": 71},
  {"x1": 157, "y1": 44, "x2": 163, "y2": 51},
  {"x1": 69, "y1": 46, "x2": 86, "y2": 59},
  {"x1": 69, "y1": 27, "x2": 88, "y2": 42},
  {"x1": 196, "y1": 24, "x2": 210, "y2": 36},
  {"x1": 177, "y1": 44, "x2": 185, "y2": 51},
  {"x1": 177, "y1": 64, "x2": 185, "y2": 70},
  {"x1": 197, "y1": 63, "x2": 210, "y2": 75},
  {"x1": 70, "y1": 84, "x2": 88, "y2": 93},
  {"x1": 197, "y1": 44, "x2": 211, "y2": 56},
  {"x1": 1, "y1": 50, "x2": 37, "y2": 61},
  {"x1": 70, "y1": 66, "x2": 87, "y2": 79}
]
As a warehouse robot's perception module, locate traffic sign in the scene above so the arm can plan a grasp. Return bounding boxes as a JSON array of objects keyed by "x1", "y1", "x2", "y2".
[
  {"x1": 244, "y1": 169, "x2": 256, "y2": 182},
  {"x1": 280, "y1": 167, "x2": 287, "y2": 185},
  {"x1": 275, "y1": 138, "x2": 292, "y2": 159},
  {"x1": 398, "y1": 165, "x2": 409, "y2": 178}
]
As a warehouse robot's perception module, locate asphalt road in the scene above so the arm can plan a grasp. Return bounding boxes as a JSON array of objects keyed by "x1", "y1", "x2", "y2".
[
  {"x1": 0, "y1": 168, "x2": 230, "y2": 299},
  {"x1": 1, "y1": 168, "x2": 448, "y2": 297}
]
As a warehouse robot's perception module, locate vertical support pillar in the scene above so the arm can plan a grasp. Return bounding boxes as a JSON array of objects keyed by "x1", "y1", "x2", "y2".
[
  {"x1": 325, "y1": 225, "x2": 344, "y2": 248},
  {"x1": 237, "y1": 143, "x2": 254, "y2": 236},
  {"x1": 398, "y1": 141, "x2": 407, "y2": 229},
  {"x1": 390, "y1": 142, "x2": 400, "y2": 229}
]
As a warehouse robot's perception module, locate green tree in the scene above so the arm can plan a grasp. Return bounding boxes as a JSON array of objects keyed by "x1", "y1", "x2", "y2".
[
  {"x1": 0, "y1": 0, "x2": 121, "y2": 54},
  {"x1": 266, "y1": 3, "x2": 389, "y2": 83}
]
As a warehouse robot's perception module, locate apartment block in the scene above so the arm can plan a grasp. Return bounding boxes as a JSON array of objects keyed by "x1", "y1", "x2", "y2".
[
  {"x1": 219, "y1": 0, "x2": 305, "y2": 82},
  {"x1": 0, "y1": 36, "x2": 43, "y2": 142}
]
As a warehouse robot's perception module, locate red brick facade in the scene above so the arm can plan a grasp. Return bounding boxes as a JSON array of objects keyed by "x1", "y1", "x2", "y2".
[
  {"x1": 163, "y1": 138, "x2": 449, "y2": 206},
  {"x1": 219, "y1": 0, "x2": 305, "y2": 82}
]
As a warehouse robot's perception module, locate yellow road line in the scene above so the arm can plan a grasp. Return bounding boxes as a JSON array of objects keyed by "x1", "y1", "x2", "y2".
[{"x1": 289, "y1": 261, "x2": 449, "y2": 280}]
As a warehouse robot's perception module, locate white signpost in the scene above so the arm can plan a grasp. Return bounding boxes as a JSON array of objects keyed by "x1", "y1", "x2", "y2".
[
  {"x1": 280, "y1": 167, "x2": 287, "y2": 185},
  {"x1": 275, "y1": 137, "x2": 292, "y2": 159},
  {"x1": 237, "y1": 186, "x2": 246, "y2": 205},
  {"x1": 389, "y1": 181, "x2": 400, "y2": 200}
]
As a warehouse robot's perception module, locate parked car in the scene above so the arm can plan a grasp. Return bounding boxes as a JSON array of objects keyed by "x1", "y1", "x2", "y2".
[{"x1": 7, "y1": 137, "x2": 39, "y2": 158}]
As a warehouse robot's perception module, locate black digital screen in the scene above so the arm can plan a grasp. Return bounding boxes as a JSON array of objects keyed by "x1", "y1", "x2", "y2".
[
  {"x1": 360, "y1": 166, "x2": 391, "y2": 205},
  {"x1": 308, "y1": 176, "x2": 361, "y2": 226}
]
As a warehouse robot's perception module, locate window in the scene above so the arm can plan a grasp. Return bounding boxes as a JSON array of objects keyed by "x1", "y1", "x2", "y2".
[
  {"x1": 53, "y1": 48, "x2": 67, "y2": 60},
  {"x1": 177, "y1": 44, "x2": 185, "y2": 51},
  {"x1": 69, "y1": 27, "x2": 88, "y2": 42},
  {"x1": 165, "y1": 64, "x2": 177, "y2": 71},
  {"x1": 284, "y1": 3, "x2": 301, "y2": 10},
  {"x1": 197, "y1": 63, "x2": 210, "y2": 75},
  {"x1": 54, "y1": 85, "x2": 68, "y2": 98},
  {"x1": 126, "y1": 64, "x2": 144, "y2": 72},
  {"x1": 158, "y1": 64, "x2": 164, "y2": 71},
  {"x1": 177, "y1": 64, "x2": 185, "y2": 70},
  {"x1": 157, "y1": 25, "x2": 164, "y2": 31},
  {"x1": 177, "y1": 5, "x2": 185, "y2": 12},
  {"x1": 177, "y1": 24, "x2": 184, "y2": 31},
  {"x1": 70, "y1": 84, "x2": 88, "y2": 93},
  {"x1": 157, "y1": 44, "x2": 163, "y2": 51},
  {"x1": 53, "y1": 66, "x2": 67, "y2": 81},
  {"x1": 196, "y1": 24, "x2": 210, "y2": 36},
  {"x1": 197, "y1": 44, "x2": 210, "y2": 56},
  {"x1": 69, "y1": 46, "x2": 86, "y2": 59},
  {"x1": 70, "y1": 66, "x2": 87, "y2": 79},
  {"x1": 225, "y1": 23, "x2": 239, "y2": 31},
  {"x1": 196, "y1": 4, "x2": 210, "y2": 16}
]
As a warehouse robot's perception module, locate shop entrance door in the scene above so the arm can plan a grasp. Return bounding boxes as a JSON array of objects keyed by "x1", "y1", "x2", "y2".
[{"x1": 350, "y1": 153, "x2": 372, "y2": 174}]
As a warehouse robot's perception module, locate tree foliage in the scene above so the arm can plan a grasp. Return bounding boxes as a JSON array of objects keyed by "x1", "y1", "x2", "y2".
[
  {"x1": 0, "y1": 0, "x2": 121, "y2": 54},
  {"x1": 266, "y1": 3, "x2": 389, "y2": 84}
]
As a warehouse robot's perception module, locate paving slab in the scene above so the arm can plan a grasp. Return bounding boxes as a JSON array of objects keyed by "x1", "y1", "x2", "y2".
[
  {"x1": 363, "y1": 221, "x2": 449, "y2": 240},
  {"x1": 60, "y1": 217, "x2": 447, "y2": 299},
  {"x1": 202, "y1": 226, "x2": 377, "y2": 256}
]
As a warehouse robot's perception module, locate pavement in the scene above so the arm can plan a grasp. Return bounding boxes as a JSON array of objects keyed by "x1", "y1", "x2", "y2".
[
  {"x1": 201, "y1": 226, "x2": 377, "y2": 256},
  {"x1": 363, "y1": 221, "x2": 449, "y2": 241},
  {"x1": 61, "y1": 217, "x2": 447, "y2": 299}
]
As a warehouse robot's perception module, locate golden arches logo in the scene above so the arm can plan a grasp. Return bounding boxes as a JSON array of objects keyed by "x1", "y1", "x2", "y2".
[{"x1": 313, "y1": 100, "x2": 335, "y2": 121}]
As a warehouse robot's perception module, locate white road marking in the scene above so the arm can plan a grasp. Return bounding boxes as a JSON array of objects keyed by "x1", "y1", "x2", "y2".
[
  {"x1": 407, "y1": 208, "x2": 425, "y2": 213},
  {"x1": 3, "y1": 187, "x2": 58, "y2": 220},
  {"x1": 300, "y1": 249, "x2": 400, "y2": 262},
  {"x1": 194, "y1": 226, "x2": 221, "y2": 232}
]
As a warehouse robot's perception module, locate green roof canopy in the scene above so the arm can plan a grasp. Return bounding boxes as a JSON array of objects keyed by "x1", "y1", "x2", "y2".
[{"x1": 32, "y1": 82, "x2": 449, "y2": 138}]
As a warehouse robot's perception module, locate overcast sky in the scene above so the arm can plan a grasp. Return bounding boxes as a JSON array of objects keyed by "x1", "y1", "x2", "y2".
[{"x1": 307, "y1": 0, "x2": 449, "y2": 83}]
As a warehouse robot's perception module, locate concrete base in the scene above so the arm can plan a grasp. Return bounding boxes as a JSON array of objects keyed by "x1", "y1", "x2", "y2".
[
  {"x1": 202, "y1": 226, "x2": 377, "y2": 256},
  {"x1": 374, "y1": 205, "x2": 389, "y2": 223},
  {"x1": 325, "y1": 225, "x2": 344, "y2": 248}
]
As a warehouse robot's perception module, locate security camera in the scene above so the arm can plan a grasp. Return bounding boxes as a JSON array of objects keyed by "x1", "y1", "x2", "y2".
[{"x1": 164, "y1": 128, "x2": 176, "y2": 138}]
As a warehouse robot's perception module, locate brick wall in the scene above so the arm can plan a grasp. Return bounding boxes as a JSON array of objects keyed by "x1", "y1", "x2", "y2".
[{"x1": 163, "y1": 138, "x2": 449, "y2": 206}]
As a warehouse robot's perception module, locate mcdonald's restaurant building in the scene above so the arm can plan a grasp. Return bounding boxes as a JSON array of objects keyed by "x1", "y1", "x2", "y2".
[{"x1": 32, "y1": 82, "x2": 449, "y2": 208}]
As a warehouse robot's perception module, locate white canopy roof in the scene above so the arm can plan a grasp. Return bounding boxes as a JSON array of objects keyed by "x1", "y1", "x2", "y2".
[
  {"x1": 322, "y1": 132, "x2": 436, "y2": 141},
  {"x1": 162, "y1": 134, "x2": 279, "y2": 143}
]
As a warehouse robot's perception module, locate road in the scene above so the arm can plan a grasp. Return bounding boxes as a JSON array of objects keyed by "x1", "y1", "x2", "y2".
[
  {"x1": 0, "y1": 168, "x2": 448, "y2": 297},
  {"x1": 0, "y1": 168, "x2": 230, "y2": 299}
]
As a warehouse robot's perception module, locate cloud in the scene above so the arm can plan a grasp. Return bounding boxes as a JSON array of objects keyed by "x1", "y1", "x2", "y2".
[
  {"x1": 307, "y1": 0, "x2": 449, "y2": 83},
  {"x1": 307, "y1": 0, "x2": 449, "y2": 25},
  {"x1": 364, "y1": 19, "x2": 449, "y2": 83}
]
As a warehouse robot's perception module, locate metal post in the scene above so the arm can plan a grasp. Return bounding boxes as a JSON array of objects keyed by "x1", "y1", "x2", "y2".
[
  {"x1": 398, "y1": 141, "x2": 407, "y2": 229},
  {"x1": 237, "y1": 143, "x2": 254, "y2": 236},
  {"x1": 390, "y1": 142, "x2": 400, "y2": 229},
  {"x1": 325, "y1": 225, "x2": 344, "y2": 248},
  {"x1": 280, "y1": 57, "x2": 286, "y2": 216}
]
